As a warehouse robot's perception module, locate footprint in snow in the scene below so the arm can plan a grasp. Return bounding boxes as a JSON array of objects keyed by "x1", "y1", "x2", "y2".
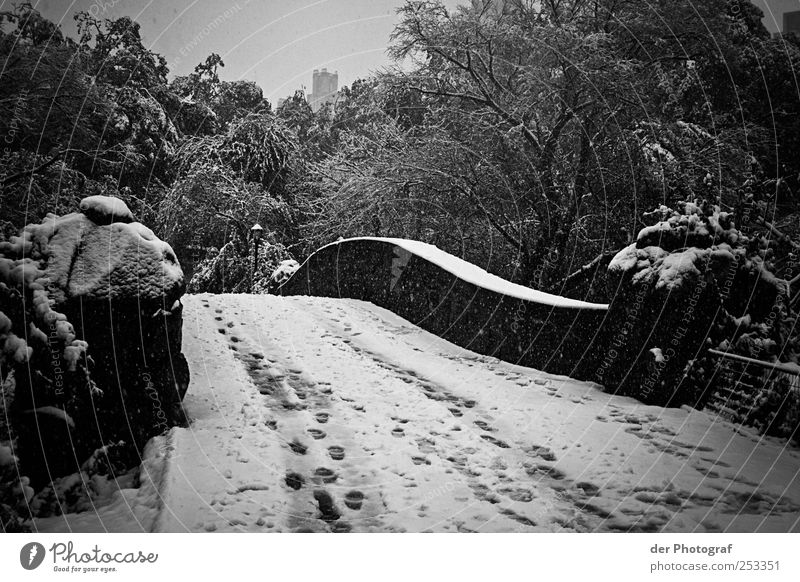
[
  {"x1": 313, "y1": 489, "x2": 340, "y2": 521},
  {"x1": 417, "y1": 438, "x2": 436, "y2": 453},
  {"x1": 526, "y1": 463, "x2": 566, "y2": 480},
  {"x1": 575, "y1": 481, "x2": 600, "y2": 496},
  {"x1": 308, "y1": 428, "x2": 326, "y2": 440},
  {"x1": 314, "y1": 467, "x2": 338, "y2": 484},
  {"x1": 289, "y1": 439, "x2": 308, "y2": 455},
  {"x1": 285, "y1": 472, "x2": 304, "y2": 490},
  {"x1": 499, "y1": 487, "x2": 534, "y2": 502},
  {"x1": 499, "y1": 508, "x2": 537, "y2": 527},
  {"x1": 473, "y1": 420, "x2": 495, "y2": 432},
  {"x1": 344, "y1": 490, "x2": 365, "y2": 510},
  {"x1": 480, "y1": 434, "x2": 510, "y2": 448},
  {"x1": 526, "y1": 445, "x2": 557, "y2": 461},
  {"x1": 330, "y1": 521, "x2": 352, "y2": 533}
]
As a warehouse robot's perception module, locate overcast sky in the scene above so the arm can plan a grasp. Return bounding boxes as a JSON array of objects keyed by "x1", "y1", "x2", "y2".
[
  {"x1": 11, "y1": 0, "x2": 800, "y2": 104},
  {"x1": 17, "y1": 0, "x2": 461, "y2": 103}
]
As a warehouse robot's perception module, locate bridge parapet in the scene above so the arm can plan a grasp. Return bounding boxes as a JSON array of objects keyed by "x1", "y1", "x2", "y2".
[{"x1": 279, "y1": 237, "x2": 609, "y2": 380}]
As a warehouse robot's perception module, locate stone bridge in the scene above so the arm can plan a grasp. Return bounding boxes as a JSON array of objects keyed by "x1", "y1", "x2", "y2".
[{"x1": 279, "y1": 237, "x2": 609, "y2": 380}]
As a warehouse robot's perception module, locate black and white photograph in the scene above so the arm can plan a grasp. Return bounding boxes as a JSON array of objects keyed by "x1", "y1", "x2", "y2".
[{"x1": 1, "y1": 0, "x2": 800, "y2": 578}]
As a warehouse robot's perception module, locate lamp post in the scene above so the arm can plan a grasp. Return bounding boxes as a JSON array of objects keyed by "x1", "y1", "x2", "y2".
[{"x1": 250, "y1": 223, "x2": 263, "y2": 293}]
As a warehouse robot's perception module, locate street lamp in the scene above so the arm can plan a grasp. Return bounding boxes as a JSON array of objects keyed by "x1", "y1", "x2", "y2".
[{"x1": 250, "y1": 223, "x2": 263, "y2": 293}]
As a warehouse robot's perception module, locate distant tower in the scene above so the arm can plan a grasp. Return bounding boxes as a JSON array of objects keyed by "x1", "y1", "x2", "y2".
[
  {"x1": 470, "y1": 0, "x2": 514, "y2": 16},
  {"x1": 784, "y1": 11, "x2": 800, "y2": 35},
  {"x1": 308, "y1": 68, "x2": 339, "y2": 112}
]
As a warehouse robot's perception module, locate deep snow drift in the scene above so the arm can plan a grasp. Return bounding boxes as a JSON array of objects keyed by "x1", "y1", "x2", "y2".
[{"x1": 36, "y1": 295, "x2": 800, "y2": 532}]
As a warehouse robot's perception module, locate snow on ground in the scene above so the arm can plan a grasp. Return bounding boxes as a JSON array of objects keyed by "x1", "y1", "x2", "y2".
[
  {"x1": 313, "y1": 237, "x2": 608, "y2": 310},
  {"x1": 36, "y1": 294, "x2": 800, "y2": 532},
  {"x1": 162, "y1": 295, "x2": 799, "y2": 532},
  {"x1": 32, "y1": 436, "x2": 171, "y2": 533}
]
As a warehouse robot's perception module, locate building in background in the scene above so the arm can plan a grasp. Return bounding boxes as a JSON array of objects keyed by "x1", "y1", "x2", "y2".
[
  {"x1": 784, "y1": 10, "x2": 800, "y2": 35},
  {"x1": 307, "y1": 68, "x2": 339, "y2": 112}
]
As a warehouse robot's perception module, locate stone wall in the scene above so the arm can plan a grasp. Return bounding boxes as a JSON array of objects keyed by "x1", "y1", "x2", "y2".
[{"x1": 279, "y1": 238, "x2": 609, "y2": 380}]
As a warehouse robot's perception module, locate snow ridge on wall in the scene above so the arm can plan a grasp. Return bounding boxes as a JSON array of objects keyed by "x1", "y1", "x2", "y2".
[
  {"x1": 309, "y1": 237, "x2": 608, "y2": 310},
  {"x1": 280, "y1": 237, "x2": 608, "y2": 379}
]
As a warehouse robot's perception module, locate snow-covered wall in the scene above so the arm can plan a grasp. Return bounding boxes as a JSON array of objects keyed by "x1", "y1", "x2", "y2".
[{"x1": 280, "y1": 237, "x2": 609, "y2": 379}]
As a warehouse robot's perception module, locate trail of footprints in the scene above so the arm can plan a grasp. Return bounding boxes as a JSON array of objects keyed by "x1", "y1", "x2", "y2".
[
  {"x1": 205, "y1": 297, "x2": 619, "y2": 531},
  {"x1": 203, "y1": 298, "x2": 779, "y2": 532},
  {"x1": 592, "y1": 404, "x2": 800, "y2": 531},
  {"x1": 202, "y1": 298, "x2": 366, "y2": 532},
  {"x1": 316, "y1": 326, "x2": 615, "y2": 531}
]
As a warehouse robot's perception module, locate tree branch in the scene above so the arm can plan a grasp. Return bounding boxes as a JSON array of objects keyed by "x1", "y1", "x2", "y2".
[
  {"x1": 0, "y1": 149, "x2": 79, "y2": 186},
  {"x1": 556, "y1": 249, "x2": 619, "y2": 290},
  {"x1": 755, "y1": 217, "x2": 800, "y2": 251}
]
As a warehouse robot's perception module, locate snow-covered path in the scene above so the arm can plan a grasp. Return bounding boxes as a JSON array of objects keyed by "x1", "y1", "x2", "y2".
[{"x1": 158, "y1": 294, "x2": 800, "y2": 533}]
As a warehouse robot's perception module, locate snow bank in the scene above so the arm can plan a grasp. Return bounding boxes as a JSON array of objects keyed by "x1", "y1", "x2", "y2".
[{"x1": 33, "y1": 435, "x2": 171, "y2": 533}]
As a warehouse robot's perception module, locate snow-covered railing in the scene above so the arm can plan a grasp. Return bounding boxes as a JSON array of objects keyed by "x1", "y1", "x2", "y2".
[
  {"x1": 704, "y1": 349, "x2": 800, "y2": 438},
  {"x1": 279, "y1": 237, "x2": 609, "y2": 379}
]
